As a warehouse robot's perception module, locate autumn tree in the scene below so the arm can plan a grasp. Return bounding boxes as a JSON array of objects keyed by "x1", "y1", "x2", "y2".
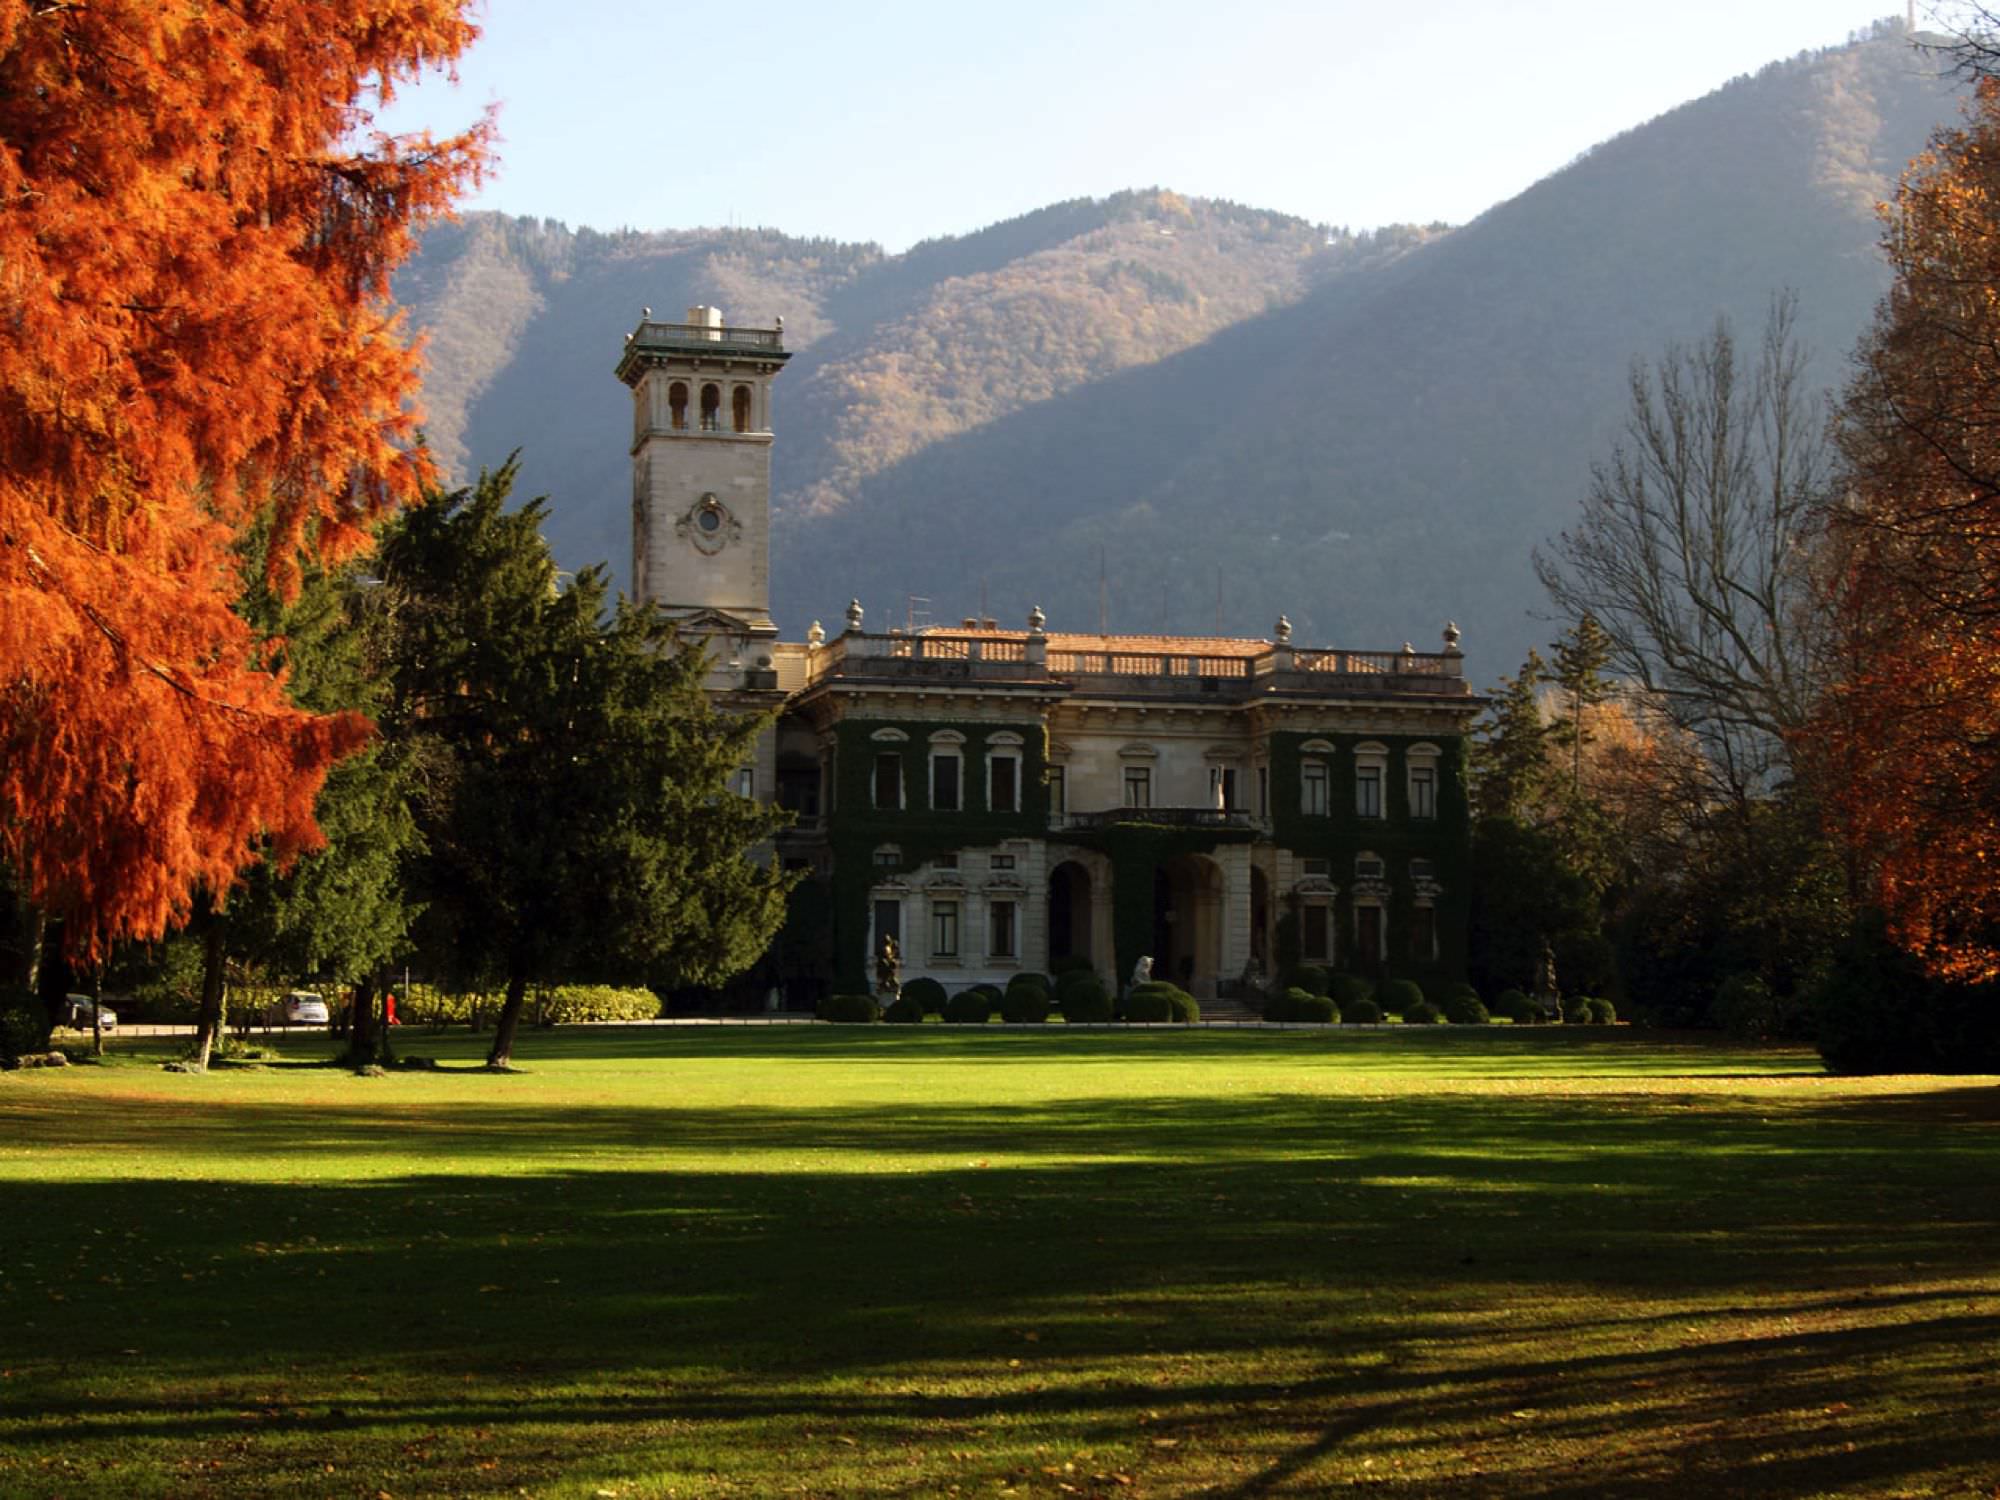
[
  {"x1": 378, "y1": 466, "x2": 793, "y2": 1069},
  {"x1": 0, "y1": 2, "x2": 486, "y2": 961},
  {"x1": 1818, "y1": 77, "x2": 2000, "y2": 982}
]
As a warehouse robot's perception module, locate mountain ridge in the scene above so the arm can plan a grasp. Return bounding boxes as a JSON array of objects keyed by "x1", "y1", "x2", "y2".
[{"x1": 393, "y1": 18, "x2": 1960, "y2": 675}]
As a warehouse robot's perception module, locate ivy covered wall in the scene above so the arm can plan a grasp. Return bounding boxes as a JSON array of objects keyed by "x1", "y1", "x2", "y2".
[
  {"x1": 1265, "y1": 730, "x2": 1472, "y2": 980},
  {"x1": 823, "y1": 715, "x2": 1049, "y2": 991}
]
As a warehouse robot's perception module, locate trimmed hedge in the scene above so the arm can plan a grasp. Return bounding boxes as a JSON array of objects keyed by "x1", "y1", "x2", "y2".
[
  {"x1": 542, "y1": 985, "x2": 661, "y2": 1024},
  {"x1": 883, "y1": 993, "x2": 925, "y2": 1024},
  {"x1": 1561, "y1": 995, "x2": 1592, "y2": 1026},
  {"x1": 1000, "y1": 984, "x2": 1052, "y2": 1024},
  {"x1": 1058, "y1": 973, "x2": 1113, "y2": 1023},
  {"x1": 1585, "y1": 996, "x2": 1617, "y2": 1025},
  {"x1": 1403, "y1": 997, "x2": 1444, "y2": 1024},
  {"x1": 901, "y1": 975, "x2": 948, "y2": 1017},
  {"x1": 1296, "y1": 994, "x2": 1338, "y2": 1024},
  {"x1": 818, "y1": 993, "x2": 880, "y2": 1023},
  {"x1": 1007, "y1": 972, "x2": 1053, "y2": 998},
  {"x1": 1123, "y1": 982, "x2": 1178, "y2": 1023},
  {"x1": 1265, "y1": 986, "x2": 1312, "y2": 1023},
  {"x1": 1282, "y1": 964, "x2": 1331, "y2": 997},
  {"x1": 1378, "y1": 978, "x2": 1426, "y2": 1019},
  {"x1": 1331, "y1": 974, "x2": 1375, "y2": 1011},
  {"x1": 1497, "y1": 988, "x2": 1539, "y2": 1025},
  {"x1": 1444, "y1": 989, "x2": 1490, "y2": 1026},
  {"x1": 944, "y1": 988, "x2": 995, "y2": 1024},
  {"x1": 1343, "y1": 997, "x2": 1383, "y2": 1024}
]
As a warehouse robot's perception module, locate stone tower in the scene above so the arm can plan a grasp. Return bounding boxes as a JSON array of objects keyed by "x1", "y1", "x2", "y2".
[{"x1": 616, "y1": 305, "x2": 790, "y2": 641}]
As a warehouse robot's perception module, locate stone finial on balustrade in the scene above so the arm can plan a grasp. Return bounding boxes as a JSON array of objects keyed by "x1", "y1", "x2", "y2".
[
  {"x1": 806, "y1": 620, "x2": 826, "y2": 650},
  {"x1": 1270, "y1": 614, "x2": 1294, "y2": 673},
  {"x1": 1442, "y1": 621, "x2": 1462, "y2": 655},
  {"x1": 1026, "y1": 605, "x2": 1048, "y2": 668},
  {"x1": 1028, "y1": 604, "x2": 1046, "y2": 635},
  {"x1": 844, "y1": 598, "x2": 864, "y2": 633}
]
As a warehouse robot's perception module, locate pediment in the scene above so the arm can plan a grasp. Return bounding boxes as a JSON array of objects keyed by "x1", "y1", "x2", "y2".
[{"x1": 673, "y1": 607, "x2": 754, "y2": 635}]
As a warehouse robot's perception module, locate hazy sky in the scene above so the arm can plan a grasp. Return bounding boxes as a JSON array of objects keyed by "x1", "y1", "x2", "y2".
[{"x1": 378, "y1": 2, "x2": 1908, "y2": 251}]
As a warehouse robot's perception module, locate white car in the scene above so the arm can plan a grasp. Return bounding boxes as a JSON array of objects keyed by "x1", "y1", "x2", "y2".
[
  {"x1": 267, "y1": 991, "x2": 329, "y2": 1027},
  {"x1": 63, "y1": 994, "x2": 116, "y2": 1031}
]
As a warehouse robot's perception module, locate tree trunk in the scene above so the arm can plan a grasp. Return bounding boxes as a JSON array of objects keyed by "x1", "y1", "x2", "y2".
[
  {"x1": 191, "y1": 913, "x2": 227, "y2": 1070},
  {"x1": 487, "y1": 971, "x2": 528, "y2": 1068},
  {"x1": 11, "y1": 892, "x2": 45, "y2": 996},
  {"x1": 347, "y1": 973, "x2": 377, "y2": 1067}
]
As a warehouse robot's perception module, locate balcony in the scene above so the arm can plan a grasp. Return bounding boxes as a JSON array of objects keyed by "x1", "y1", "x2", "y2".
[{"x1": 1058, "y1": 807, "x2": 1259, "y2": 832}]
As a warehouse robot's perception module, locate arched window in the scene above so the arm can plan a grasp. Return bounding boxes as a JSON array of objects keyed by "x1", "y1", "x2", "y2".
[
  {"x1": 700, "y1": 383, "x2": 721, "y2": 431},
  {"x1": 733, "y1": 384, "x2": 753, "y2": 433},
  {"x1": 668, "y1": 381, "x2": 688, "y2": 431}
]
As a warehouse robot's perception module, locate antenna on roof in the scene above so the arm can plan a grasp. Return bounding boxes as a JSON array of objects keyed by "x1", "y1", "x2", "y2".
[{"x1": 1098, "y1": 546, "x2": 1109, "y2": 637}]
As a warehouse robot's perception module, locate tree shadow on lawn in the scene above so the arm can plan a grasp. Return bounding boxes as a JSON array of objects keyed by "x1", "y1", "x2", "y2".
[
  {"x1": 4, "y1": 1090, "x2": 1999, "y2": 1494},
  {"x1": 304, "y1": 1021, "x2": 1831, "y2": 1079}
]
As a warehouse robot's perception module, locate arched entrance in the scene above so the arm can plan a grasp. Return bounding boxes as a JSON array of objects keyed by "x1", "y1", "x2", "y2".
[
  {"x1": 1153, "y1": 853, "x2": 1225, "y2": 995},
  {"x1": 1048, "y1": 861, "x2": 1092, "y2": 965}
]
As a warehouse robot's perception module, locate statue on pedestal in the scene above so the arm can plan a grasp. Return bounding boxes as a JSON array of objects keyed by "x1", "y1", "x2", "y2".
[{"x1": 874, "y1": 933, "x2": 902, "y2": 1001}]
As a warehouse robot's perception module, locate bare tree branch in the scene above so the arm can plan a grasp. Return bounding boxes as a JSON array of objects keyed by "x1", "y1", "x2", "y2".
[{"x1": 1534, "y1": 294, "x2": 1833, "y2": 798}]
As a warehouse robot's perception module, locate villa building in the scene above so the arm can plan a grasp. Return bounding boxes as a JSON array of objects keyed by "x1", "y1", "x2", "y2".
[{"x1": 616, "y1": 307, "x2": 1483, "y2": 1005}]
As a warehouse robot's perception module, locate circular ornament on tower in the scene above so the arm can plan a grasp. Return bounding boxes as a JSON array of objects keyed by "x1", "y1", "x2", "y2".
[{"x1": 676, "y1": 492, "x2": 741, "y2": 555}]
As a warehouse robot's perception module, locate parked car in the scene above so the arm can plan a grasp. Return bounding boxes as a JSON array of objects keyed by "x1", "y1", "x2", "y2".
[
  {"x1": 266, "y1": 991, "x2": 329, "y2": 1027},
  {"x1": 63, "y1": 994, "x2": 117, "y2": 1031}
]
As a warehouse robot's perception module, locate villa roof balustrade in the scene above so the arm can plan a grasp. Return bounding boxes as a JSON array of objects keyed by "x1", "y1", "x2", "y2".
[
  {"x1": 629, "y1": 320, "x2": 785, "y2": 352},
  {"x1": 802, "y1": 629, "x2": 1471, "y2": 700}
]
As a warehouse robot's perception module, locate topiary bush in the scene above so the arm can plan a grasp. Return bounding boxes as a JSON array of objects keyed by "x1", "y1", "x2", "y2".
[
  {"x1": 1164, "y1": 986, "x2": 1200, "y2": 1024},
  {"x1": 901, "y1": 975, "x2": 948, "y2": 1017},
  {"x1": 1343, "y1": 996, "x2": 1383, "y2": 1024},
  {"x1": 1585, "y1": 997, "x2": 1617, "y2": 1025},
  {"x1": 1008, "y1": 972, "x2": 1052, "y2": 999},
  {"x1": 1122, "y1": 982, "x2": 1177, "y2": 1022},
  {"x1": 944, "y1": 988, "x2": 995, "y2": 1024},
  {"x1": 1561, "y1": 995, "x2": 1592, "y2": 1025},
  {"x1": 1378, "y1": 978, "x2": 1426, "y2": 1019},
  {"x1": 1331, "y1": 974, "x2": 1375, "y2": 1012},
  {"x1": 817, "y1": 993, "x2": 879, "y2": 1023},
  {"x1": 1265, "y1": 986, "x2": 1311, "y2": 1023},
  {"x1": 883, "y1": 993, "x2": 925, "y2": 1024},
  {"x1": 1049, "y1": 955, "x2": 1095, "y2": 978},
  {"x1": 1497, "y1": 988, "x2": 1539, "y2": 1024},
  {"x1": 1282, "y1": 964, "x2": 1331, "y2": 997},
  {"x1": 1403, "y1": 997, "x2": 1444, "y2": 1024},
  {"x1": 1444, "y1": 989, "x2": 1490, "y2": 1025},
  {"x1": 1057, "y1": 972, "x2": 1113, "y2": 1023},
  {"x1": 1296, "y1": 993, "x2": 1338, "y2": 1024},
  {"x1": 1000, "y1": 984, "x2": 1051, "y2": 1024}
]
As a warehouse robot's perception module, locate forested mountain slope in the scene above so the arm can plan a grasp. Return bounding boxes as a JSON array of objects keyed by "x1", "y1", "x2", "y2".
[{"x1": 397, "y1": 21, "x2": 1959, "y2": 674}]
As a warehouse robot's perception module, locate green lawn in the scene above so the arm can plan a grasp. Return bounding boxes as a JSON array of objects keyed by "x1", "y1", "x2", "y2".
[{"x1": 2, "y1": 1027, "x2": 1997, "y2": 1498}]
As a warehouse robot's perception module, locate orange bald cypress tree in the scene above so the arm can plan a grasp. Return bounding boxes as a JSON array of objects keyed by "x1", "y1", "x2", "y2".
[
  {"x1": 0, "y1": 1, "x2": 486, "y2": 956},
  {"x1": 1820, "y1": 77, "x2": 2000, "y2": 981}
]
